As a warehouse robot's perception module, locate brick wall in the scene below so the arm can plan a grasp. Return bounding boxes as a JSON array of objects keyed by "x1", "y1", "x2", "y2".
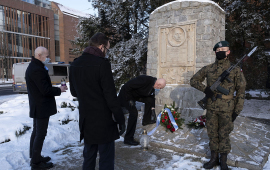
[
  {"x1": 51, "y1": 2, "x2": 80, "y2": 64},
  {"x1": 62, "y1": 14, "x2": 79, "y2": 63}
]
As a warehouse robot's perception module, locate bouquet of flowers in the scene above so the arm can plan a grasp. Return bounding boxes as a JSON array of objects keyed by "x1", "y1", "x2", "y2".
[
  {"x1": 160, "y1": 102, "x2": 185, "y2": 133},
  {"x1": 187, "y1": 115, "x2": 206, "y2": 129}
]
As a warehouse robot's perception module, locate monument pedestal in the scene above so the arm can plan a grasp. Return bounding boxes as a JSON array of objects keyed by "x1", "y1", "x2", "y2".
[{"x1": 155, "y1": 85, "x2": 205, "y2": 123}]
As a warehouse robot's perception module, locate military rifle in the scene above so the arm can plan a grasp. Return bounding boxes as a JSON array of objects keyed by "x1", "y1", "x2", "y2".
[{"x1": 198, "y1": 46, "x2": 258, "y2": 110}]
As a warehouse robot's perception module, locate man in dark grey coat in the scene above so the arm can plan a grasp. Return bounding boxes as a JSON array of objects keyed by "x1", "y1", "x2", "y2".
[
  {"x1": 69, "y1": 33, "x2": 126, "y2": 170},
  {"x1": 25, "y1": 47, "x2": 67, "y2": 169}
]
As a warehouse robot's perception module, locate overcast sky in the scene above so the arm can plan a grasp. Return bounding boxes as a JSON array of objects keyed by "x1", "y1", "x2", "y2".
[{"x1": 51, "y1": 0, "x2": 98, "y2": 16}]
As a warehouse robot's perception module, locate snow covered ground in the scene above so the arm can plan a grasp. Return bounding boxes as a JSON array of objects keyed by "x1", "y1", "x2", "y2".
[
  {"x1": 0, "y1": 85, "x2": 269, "y2": 170},
  {"x1": 246, "y1": 89, "x2": 270, "y2": 98},
  {"x1": 0, "y1": 95, "x2": 21, "y2": 105},
  {"x1": 0, "y1": 83, "x2": 80, "y2": 169}
]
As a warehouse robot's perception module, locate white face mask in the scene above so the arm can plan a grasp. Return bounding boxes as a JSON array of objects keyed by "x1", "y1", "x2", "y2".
[
  {"x1": 42, "y1": 58, "x2": 51, "y2": 64},
  {"x1": 104, "y1": 47, "x2": 110, "y2": 59}
]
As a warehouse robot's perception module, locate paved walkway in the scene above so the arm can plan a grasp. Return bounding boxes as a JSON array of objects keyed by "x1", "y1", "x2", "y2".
[
  {"x1": 50, "y1": 109, "x2": 270, "y2": 170},
  {"x1": 140, "y1": 115, "x2": 270, "y2": 170},
  {"x1": 51, "y1": 141, "x2": 187, "y2": 170}
]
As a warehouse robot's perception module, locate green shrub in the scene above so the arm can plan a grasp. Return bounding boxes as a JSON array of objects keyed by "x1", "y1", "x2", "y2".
[
  {"x1": 15, "y1": 125, "x2": 31, "y2": 137},
  {"x1": 0, "y1": 139, "x2": 10, "y2": 144}
]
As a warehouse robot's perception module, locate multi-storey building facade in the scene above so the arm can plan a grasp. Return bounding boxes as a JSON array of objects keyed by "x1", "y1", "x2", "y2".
[
  {"x1": 51, "y1": 2, "x2": 90, "y2": 63},
  {"x1": 0, "y1": 0, "x2": 90, "y2": 79}
]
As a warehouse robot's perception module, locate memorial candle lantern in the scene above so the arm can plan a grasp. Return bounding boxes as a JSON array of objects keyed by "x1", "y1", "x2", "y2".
[
  {"x1": 140, "y1": 129, "x2": 149, "y2": 151},
  {"x1": 61, "y1": 78, "x2": 66, "y2": 86}
]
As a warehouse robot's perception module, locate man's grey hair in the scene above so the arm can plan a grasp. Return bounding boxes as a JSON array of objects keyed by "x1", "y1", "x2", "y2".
[{"x1": 34, "y1": 46, "x2": 48, "y2": 57}]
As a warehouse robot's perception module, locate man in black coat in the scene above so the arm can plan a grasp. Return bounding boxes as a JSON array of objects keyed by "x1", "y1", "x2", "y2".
[
  {"x1": 118, "y1": 75, "x2": 166, "y2": 145},
  {"x1": 69, "y1": 32, "x2": 126, "y2": 170},
  {"x1": 25, "y1": 47, "x2": 67, "y2": 169}
]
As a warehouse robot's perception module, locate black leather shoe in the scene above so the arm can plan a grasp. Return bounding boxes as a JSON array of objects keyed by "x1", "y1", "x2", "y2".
[
  {"x1": 31, "y1": 161, "x2": 53, "y2": 170},
  {"x1": 30, "y1": 156, "x2": 51, "y2": 165},
  {"x1": 41, "y1": 156, "x2": 51, "y2": 163},
  {"x1": 124, "y1": 139, "x2": 140, "y2": 146},
  {"x1": 142, "y1": 120, "x2": 156, "y2": 126}
]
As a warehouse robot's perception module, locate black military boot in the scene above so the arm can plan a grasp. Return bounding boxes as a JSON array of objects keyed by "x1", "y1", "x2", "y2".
[
  {"x1": 220, "y1": 153, "x2": 229, "y2": 170},
  {"x1": 203, "y1": 151, "x2": 219, "y2": 169}
]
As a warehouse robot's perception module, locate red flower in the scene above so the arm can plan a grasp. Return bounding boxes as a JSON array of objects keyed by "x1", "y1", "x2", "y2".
[
  {"x1": 194, "y1": 118, "x2": 197, "y2": 122},
  {"x1": 175, "y1": 117, "x2": 178, "y2": 120},
  {"x1": 167, "y1": 124, "x2": 171, "y2": 129},
  {"x1": 173, "y1": 111, "x2": 176, "y2": 114},
  {"x1": 162, "y1": 119, "x2": 165, "y2": 123},
  {"x1": 200, "y1": 122, "x2": 204, "y2": 126},
  {"x1": 171, "y1": 128, "x2": 175, "y2": 132},
  {"x1": 165, "y1": 116, "x2": 168, "y2": 119},
  {"x1": 169, "y1": 120, "x2": 171, "y2": 124}
]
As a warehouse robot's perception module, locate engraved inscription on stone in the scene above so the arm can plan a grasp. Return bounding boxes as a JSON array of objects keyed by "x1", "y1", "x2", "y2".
[{"x1": 158, "y1": 22, "x2": 196, "y2": 85}]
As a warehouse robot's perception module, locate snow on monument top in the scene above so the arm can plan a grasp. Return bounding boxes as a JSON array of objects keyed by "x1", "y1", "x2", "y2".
[{"x1": 151, "y1": 0, "x2": 224, "y2": 15}]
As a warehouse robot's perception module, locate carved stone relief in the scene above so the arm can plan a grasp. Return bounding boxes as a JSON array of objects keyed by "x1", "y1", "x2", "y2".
[{"x1": 158, "y1": 21, "x2": 196, "y2": 85}]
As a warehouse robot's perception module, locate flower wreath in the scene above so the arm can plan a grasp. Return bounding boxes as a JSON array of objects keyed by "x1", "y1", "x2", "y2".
[
  {"x1": 187, "y1": 115, "x2": 206, "y2": 129},
  {"x1": 160, "y1": 102, "x2": 185, "y2": 133}
]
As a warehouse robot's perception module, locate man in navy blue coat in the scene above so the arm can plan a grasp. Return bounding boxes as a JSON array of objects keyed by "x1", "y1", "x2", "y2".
[
  {"x1": 25, "y1": 47, "x2": 67, "y2": 169},
  {"x1": 69, "y1": 33, "x2": 126, "y2": 170}
]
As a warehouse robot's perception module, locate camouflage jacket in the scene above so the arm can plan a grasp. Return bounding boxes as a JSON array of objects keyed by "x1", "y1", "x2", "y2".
[{"x1": 190, "y1": 59, "x2": 246, "y2": 114}]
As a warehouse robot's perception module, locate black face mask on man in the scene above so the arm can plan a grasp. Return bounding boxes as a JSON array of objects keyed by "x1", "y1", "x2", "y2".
[{"x1": 216, "y1": 51, "x2": 227, "y2": 60}]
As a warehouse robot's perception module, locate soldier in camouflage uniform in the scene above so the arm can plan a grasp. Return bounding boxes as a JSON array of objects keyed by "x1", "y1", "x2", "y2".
[{"x1": 190, "y1": 41, "x2": 246, "y2": 170}]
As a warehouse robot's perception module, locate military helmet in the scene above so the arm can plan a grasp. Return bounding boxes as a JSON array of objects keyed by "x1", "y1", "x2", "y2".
[{"x1": 213, "y1": 41, "x2": 229, "y2": 51}]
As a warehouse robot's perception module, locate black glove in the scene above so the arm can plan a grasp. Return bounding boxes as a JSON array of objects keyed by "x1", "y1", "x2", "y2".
[
  {"x1": 151, "y1": 109, "x2": 157, "y2": 121},
  {"x1": 128, "y1": 100, "x2": 135, "y2": 108},
  {"x1": 119, "y1": 124, "x2": 126, "y2": 136},
  {"x1": 204, "y1": 86, "x2": 215, "y2": 98},
  {"x1": 232, "y1": 112, "x2": 238, "y2": 122}
]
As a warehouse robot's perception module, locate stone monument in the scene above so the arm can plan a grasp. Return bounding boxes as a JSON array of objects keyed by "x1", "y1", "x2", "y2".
[
  {"x1": 147, "y1": 0, "x2": 225, "y2": 121},
  {"x1": 144, "y1": 1, "x2": 270, "y2": 169}
]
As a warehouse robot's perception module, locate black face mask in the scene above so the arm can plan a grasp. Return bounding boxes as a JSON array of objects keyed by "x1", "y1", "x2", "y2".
[{"x1": 216, "y1": 51, "x2": 227, "y2": 60}]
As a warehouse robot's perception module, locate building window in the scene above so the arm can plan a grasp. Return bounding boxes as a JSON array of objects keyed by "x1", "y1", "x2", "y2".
[{"x1": 55, "y1": 56, "x2": 60, "y2": 62}]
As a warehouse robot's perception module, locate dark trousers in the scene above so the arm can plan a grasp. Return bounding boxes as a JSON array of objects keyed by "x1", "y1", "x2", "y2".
[
  {"x1": 124, "y1": 96, "x2": 155, "y2": 141},
  {"x1": 83, "y1": 141, "x2": 115, "y2": 170},
  {"x1": 29, "y1": 117, "x2": 50, "y2": 164}
]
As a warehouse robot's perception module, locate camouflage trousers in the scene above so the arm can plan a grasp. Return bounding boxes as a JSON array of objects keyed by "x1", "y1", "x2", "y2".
[{"x1": 206, "y1": 110, "x2": 234, "y2": 153}]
